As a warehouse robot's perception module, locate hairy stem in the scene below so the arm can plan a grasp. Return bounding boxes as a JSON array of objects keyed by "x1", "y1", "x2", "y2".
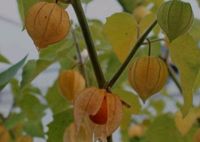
[
  {"x1": 71, "y1": 0, "x2": 106, "y2": 88},
  {"x1": 105, "y1": 20, "x2": 157, "y2": 89}
]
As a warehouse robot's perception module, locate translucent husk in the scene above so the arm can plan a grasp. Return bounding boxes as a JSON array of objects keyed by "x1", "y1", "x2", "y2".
[{"x1": 74, "y1": 87, "x2": 123, "y2": 141}]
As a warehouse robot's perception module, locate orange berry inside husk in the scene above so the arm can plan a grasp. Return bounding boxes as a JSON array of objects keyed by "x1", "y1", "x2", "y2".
[{"x1": 89, "y1": 96, "x2": 108, "y2": 125}]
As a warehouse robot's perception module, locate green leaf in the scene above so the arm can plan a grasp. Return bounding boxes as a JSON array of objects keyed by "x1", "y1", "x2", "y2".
[
  {"x1": 143, "y1": 114, "x2": 183, "y2": 142},
  {"x1": 19, "y1": 93, "x2": 46, "y2": 120},
  {"x1": 4, "y1": 113, "x2": 25, "y2": 129},
  {"x1": 21, "y1": 39, "x2": 74, "y2": 88},
  {"x1": 24, "y1": 120, "x2": 44, "y2": 137},
  {"x1": 157, "y1": 0, "x2": 194, "y2": 41},
  {"x1": 169, "y1": 34, "x2": 200, "y2": 115},
  {"x1": 47, "y1": 109, "x2": 73, "y2": 142},
  {"x1": 0, "y1": 54, "x2": 10, "y2": 64},
  {"x1": 103, "y1": 12, "x2": 137, "y2": 62},
  {"x1": 20, "y1": 59, "x2": 53, "y2": 88},
  {"x1": 0, "y1": 55, "x2": 27, "y2": 91},
  {"x1": 113, "y1": 88, "x2": 141, "y2": 114},
  {"x1": 117, "y1": 0, "x2": 144, "y2": 13},
  {"x1": 81, "y1": 0, "x2": 92, "y2": 4},
  {"x1": 46, "y1": 80, "x2": 69, "y2": 114}
]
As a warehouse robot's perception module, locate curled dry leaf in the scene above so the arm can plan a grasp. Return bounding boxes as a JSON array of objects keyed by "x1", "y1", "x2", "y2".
[
  {"x1": 63, "y1": 121, "x2": 93, "y2": 142},
  {"x1": 128, "y1": 56, "x2": 168, "y2": 102},
  {"x1": 0, "y1": 124, "x2": 10, "y2": 142},
  {"x1": 58, "y1": 70, "x2": 86, "y2": 101},
  {"x1": 74, "y1": 87, "x2": 123, "y2": 141},
  {"x1": 16, "y1": 135, "x2": 33, "y2": 142},
  {"x1": 25, "y1": 2, "x2": 70, "y2": 48}
]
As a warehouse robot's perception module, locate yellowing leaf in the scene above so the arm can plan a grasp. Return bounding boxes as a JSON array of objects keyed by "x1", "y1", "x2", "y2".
[
  {"x1": 175, "y1": 109, "x2": 200, "y2": 135},
  {"x1": 139, "y1": 13, "x2": 157, "y2": 35},
  {"x1": 103, "y1": 12, "x2": 137, "y2": 62},
  {"x1": 169, "y1": 34, "x2": 200, "y2": 114}
]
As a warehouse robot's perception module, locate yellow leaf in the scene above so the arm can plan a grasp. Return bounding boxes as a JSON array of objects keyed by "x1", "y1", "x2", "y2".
[
  {"x1": 169, "y1": 34, "x2": 200, "y2": 114},
  {"x1": 175, "y1": 108, "x2": 200, "y2": 135},
  {"x1": 103, "y1": 12, "x2": 137, "y2": 62}
]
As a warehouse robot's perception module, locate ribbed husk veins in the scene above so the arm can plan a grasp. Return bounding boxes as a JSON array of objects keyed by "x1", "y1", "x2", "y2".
[
  {"x1": 25, "y1": 2, "x2": 70, "y2": 48},
  {"x1": 128, "y1": 56, "x2": 168, "y2": 102},
  {"x1": 74, "y1": 87, "x2": 123, "y2": 141},
  {"x1": 58, "y1": 70, "x2": 85, "y2": 101},
  {"x1": 157, "y1": 0, "x2": 194, "y2": 41}
]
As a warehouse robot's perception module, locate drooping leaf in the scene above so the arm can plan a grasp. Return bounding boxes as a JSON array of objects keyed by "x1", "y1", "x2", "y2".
[
  {"x1": 157, "y1": 0, "x2": 194, "y2": 41},
  {"x1": 0, "y1": 56, "x2": 27, "y2": 91},
  {"x1": 175, "y1": 108, "x2": 200, "y2": 135},
  {"x1": 47, "y1": 109, "x2": 73, "y2": 142},
  {"x1": 169, "y1": 34, "x2": 200, "y2": 115},
  {"x1": 46, "y1": 80, "x2": 70, "y2": 114},
  {"x1": 143, "y1": 114, "x2": 183, "y2": 142},
  {"x1": 103, "y1": 12, "x2": 137, "y2": 62}
]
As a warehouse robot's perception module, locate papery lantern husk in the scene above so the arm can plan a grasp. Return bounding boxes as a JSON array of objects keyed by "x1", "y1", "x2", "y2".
[
  {"x1": 74, "y1": 87, "x2": 123, "y2": 142},
  {"x1": 0, "y1": 125, "x2": 10, "y2": 142},
  {"x1": 16, "y1": 135, "x2": 33, "y2": 142},
  {"x1": 25, "y1": 2, "x2": 70, "y2": 49},
  {"x1": 128, "y1": 56, "x2": 168, "y2": 102},
  {"x1": 58, "y1": 70, "x2": 86, "y2": 101},
  {"x1": 63, "y1": 122, "x2": 93, "y2": 142}
]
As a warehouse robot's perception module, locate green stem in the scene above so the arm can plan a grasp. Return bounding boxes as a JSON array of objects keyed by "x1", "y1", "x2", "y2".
[
  {"x1": 71, "y1": 0, "x2": 106, "y2": 88},
  {"x1": 105, "y1": 20, "x2": 157, "y2": 89},
  {"x1": 71, "y1": 28, "x2": 88, "y2": 86}
]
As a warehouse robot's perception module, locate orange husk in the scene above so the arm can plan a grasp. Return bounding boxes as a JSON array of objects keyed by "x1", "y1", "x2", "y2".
[
  {"x1": 25, "y1": 2, "x2": 70, "y2": 48},
  {"x1": 128, "y1": 56, "x2": 168, "y2": 102},
  {"x1": 63, "y1": 121, "x2": 93, "y2": 142},
  {"x1": 74, "y1": 87, "x2": 123, "y2": 141},
  {"x1": 0, "y1": 125, "x2": 10, "y2": 142},
  {"x1": 58, "y1": 70, "x2": 85, "y2": 101}
]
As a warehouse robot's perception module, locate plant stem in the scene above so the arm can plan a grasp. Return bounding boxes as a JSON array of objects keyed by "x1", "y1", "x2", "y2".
[
  {"x1": 105, "y1": 20, "x2": 157, "y2": 89},
  {"x1": 71, "y1": 28, "x2": 88, "y2": 86},
  {"x1": 71, "y1": 0, "x2": 106, "y2": 88},
  {"x1": 107, "y1": 136, "x2": 112, "y2": 142},
  {"x1": 167, "y1": 64, "x2": 182, "y2": 93}
]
